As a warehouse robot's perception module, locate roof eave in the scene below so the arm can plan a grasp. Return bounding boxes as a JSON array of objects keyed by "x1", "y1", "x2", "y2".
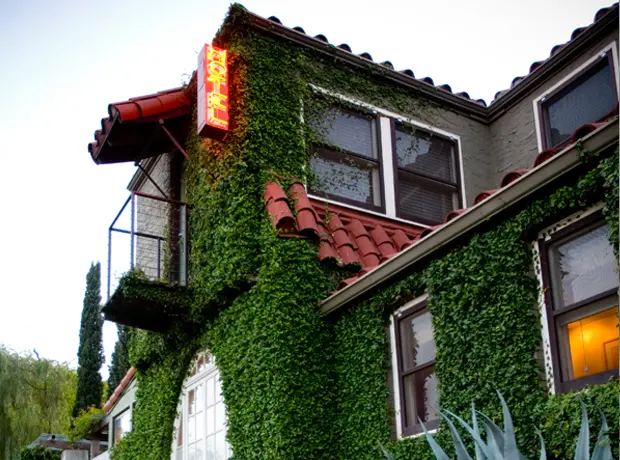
[
  {"x1": 320, "y1": 120, "x2": 619, "y2": 315},
  {"x1": 488, "y1": 4, "x2": 618, "y2": 118},
  {"x1": 245, "y1": 12, "x2": 489, "y2": 122}
]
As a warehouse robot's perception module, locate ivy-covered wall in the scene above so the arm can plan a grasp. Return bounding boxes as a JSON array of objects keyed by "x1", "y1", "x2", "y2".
[
  {"x1": 334, "y1": 148, "x2": 619, "y2": 459},
  {"x1": 110, "y1": 4, "x2": 619, "y2": 460}
]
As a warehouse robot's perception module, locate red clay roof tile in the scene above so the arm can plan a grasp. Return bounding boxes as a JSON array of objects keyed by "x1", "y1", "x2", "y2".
[
  {"x1": 103, "y1": 367, "x2": 136, "y2": 413},
  {"x1": 263, "y1": 117, "x2": 617, "y2": 293},
  {"x1": 500, "y1": 169, "x2": 530, "y2": 187}
]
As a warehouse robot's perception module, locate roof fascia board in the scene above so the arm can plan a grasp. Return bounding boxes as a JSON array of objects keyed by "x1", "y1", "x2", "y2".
[
  {"x1": 488, "y1": 5, "x2": 618, "y2": 120},
  {"x1": 320, "y1": 120, "x2": 619, "y2": 315},
  {"x1": 246, "y1": 13, "x2": 489, "y2": 123}
]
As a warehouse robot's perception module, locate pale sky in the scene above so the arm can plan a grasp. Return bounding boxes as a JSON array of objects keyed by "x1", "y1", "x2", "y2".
[{"x1": 0, "y1": 0, "x2": 612, "y2": 377}]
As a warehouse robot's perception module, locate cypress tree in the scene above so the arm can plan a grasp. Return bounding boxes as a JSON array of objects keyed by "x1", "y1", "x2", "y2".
[
  {"x1": 72, "y1": 262, "x2": 104, "y2": 417},
  {"x1": 106, "y1": 325, "x2": 131, "y2": 400}
]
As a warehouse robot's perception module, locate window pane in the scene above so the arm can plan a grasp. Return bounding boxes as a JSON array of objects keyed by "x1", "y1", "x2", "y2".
[
  {"x1": 310, "y1": 108, "x2": 377, "y2": 159},
  {"x1": 309, "y1": 152, "x2": 381, "y2": 206},
  {"x1": 206, "y1": 406, "x2": 215, "y2": 436},
  {"x1": 177, "y1": 417, "x2": 183, "y2": 447},
  {"x1": 543, "y1": 59, "x2": 616, "y2": 147},
  {"x1": 402, "y1": 366, "x2": 439, "y2": 429},
  {"x1": 399, "y1": 310, "x2": 436, "y2": 370},
  {"x1": 550, "y1": 224, "x2": 619, "y2": 308},
  {"x1": 188, "y1": 389, "x2": 196, "y2": 416},
  {"x1": 396, "y1": 127, "x2": 456, "y2": 182},
  {"x1": 215, "y1": 401, "x2": 225, "y2": 432},
  {"x1": 205, "y1": 436, "x2": 215, "y2": 460},
  {"x1": 215, "y1": 431, "x2": 226, "y2": 460},
  {"x1": 206, "y1": 377, "x2": 215, "y2": 407},
  {"x1": 558, "y1": 305, "x2": 619, "y2": 381},
  {"x1": 113, "y1": 410, "x2": 132, "y2": 443},
  {"x1": 196, "y1": 410, "x2": 205, "y2": 441},
  {"x1": 397, "y1": 172, "x2": 458, "y2": 224}
]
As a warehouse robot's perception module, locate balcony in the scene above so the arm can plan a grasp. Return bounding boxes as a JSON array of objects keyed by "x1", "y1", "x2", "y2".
[{"x1": 103, "y1": 191, "x2": 191, "y2": 332}]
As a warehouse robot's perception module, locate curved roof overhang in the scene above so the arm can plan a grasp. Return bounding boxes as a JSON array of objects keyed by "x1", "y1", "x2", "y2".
[{"x1": 88, "y1": 87, "x2": 192, "y2": 165}]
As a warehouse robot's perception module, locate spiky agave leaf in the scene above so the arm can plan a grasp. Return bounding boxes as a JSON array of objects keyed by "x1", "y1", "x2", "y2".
[
  {"x1": 421, "y1": 420, "x2": 451, "y2": 460},
  {"x1": 496, "y1": 391, "x2": 522, "y2": 460},
  {"x1": 471, "y1": 405, "x2": 485, "y2": 460},
  {"x1": 378, "y1": 442, "x2": 396, "y2": 460},
  {"x1": 574, "y1": 399, "x2": 590, "y2": 460},
  {"x1": 439, "y1": 412, "x2": 473, "y2": 460},
  {"x1": 477, "y1": 410, "x2": 505, "y2": 459},
  {"x1": 535, "y1": 429, "x2": 547, "y2": 460},
  {"x1": 444, "y1": 410, "x2": 496, "y2": 459},
  {"x1": 591, "y1": 405, "x2": 612, "y2": 460}
]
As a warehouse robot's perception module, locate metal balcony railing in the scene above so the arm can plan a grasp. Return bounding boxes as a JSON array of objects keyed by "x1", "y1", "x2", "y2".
[{"x1": 107, "y1": 191, "x2": 188, "y2": 300}]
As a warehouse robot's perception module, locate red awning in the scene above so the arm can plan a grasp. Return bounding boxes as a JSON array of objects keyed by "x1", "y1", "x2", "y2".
[{"x1": 88, "y1": 87, "x2": 192, "y2": 164}]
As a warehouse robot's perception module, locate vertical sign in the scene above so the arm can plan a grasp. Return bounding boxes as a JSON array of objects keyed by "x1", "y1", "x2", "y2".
[{"x1": 197, "y1": 44, "x2": 229, "y2": 140}]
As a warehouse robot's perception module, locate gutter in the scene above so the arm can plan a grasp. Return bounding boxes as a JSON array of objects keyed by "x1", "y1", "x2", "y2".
[
  {"x1": 245, "y1": 5, "x2": 618, "y2": 123},
  {"x1": 247, "y1": 13, "x2": 489, "y2": 123},
  {"x1": 487, "y1": 4, "x2": 618, "y2": 122},
  {"x1": 320, "y1": 121, "x2": 619, "y2": 315}
]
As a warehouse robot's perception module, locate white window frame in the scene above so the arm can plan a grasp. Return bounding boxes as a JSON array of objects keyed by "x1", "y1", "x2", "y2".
[
  {"x1": 308, "y1": 85, "x2": 466, "y2": 228},
  {"x1": 532, "y1": 41, "x2": 619, "y2": 152},
  {"x1": 532, "y1": 203, "x2": 606, "y2": 394},
  {"x1": 389, "y1": 293, "x2": 438, "y2": 439},
  {"x1": 171, "y1": 351, "x2": 231, "y2": 460}
]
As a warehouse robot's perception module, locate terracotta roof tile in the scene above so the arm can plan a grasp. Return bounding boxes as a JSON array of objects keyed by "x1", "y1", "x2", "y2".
[
  {"x1": 263, "y1": 182, "x2": 422, "y2": 285},
  {"x1": 88, "y1": 86, "x2": 191, "y2": 164},
  {"x1": 500, "y1": 169, "x2": 530, "y2": 187},
  {"x1": 444, "y1": 208, "x2": 467, "y2": 223},
  {"x1": 492, "y1": 3, "x2": 618, "y2": 103},
  {"x1": 103, "y1": 367, "x2": 136, "y2": 413},
  {"x1": 265, "y1": 4, "x2": 617, "y2": 107},
  {"x1": 264, "y1": 116, "x2": 616, "y2": 293},
  {"x1": 473, "y1": 189, "x2": 499, "y2": 205}
]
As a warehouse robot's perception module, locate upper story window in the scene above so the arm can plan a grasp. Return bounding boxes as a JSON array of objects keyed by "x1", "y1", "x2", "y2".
[
  {"x1": 391, "y1": 298, "x2": 439, "y2": 437},
  {"x1": 394, "y1": 125, "x2": 460, "y2": 225},
  {"x1": 309, "y1": 107, "x2": 382, "y2": 211},
  {"x1": 308, "y1": 100, "x2": 462, "y2": 226},
  {"x1": 537, "y1": 47, "x2": 618, "y2": 150},
  {"x1": 539, "y1": 212, "x2": 619, "y2": 393}
]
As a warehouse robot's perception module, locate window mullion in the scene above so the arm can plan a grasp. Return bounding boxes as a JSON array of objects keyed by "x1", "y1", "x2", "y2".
[{"x1": 379, "y1": 116, "x2": 396, "y2": 218}]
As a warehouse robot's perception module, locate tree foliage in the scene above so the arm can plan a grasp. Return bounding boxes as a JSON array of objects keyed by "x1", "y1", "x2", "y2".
[
  {"x1": 73, "y1": 262, "x2": 104, "y2": 417},
  {"x1": 107, "y1": 325, "x2": 131, "y2": 400},
  {"x1": 0, "y1": 346, "x2": 76, "y2": 460}
]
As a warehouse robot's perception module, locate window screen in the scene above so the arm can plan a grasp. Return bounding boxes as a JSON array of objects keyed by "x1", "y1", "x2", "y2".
[
  {"x1": 541, "y1": 53, "x2": 617, "y2": 148},
  {"x1": 309, "y1": 107, "x2": 382, "y2": 209},
  {"x1": 394, "y1": 125, "x2": 459, "y2": 224}
]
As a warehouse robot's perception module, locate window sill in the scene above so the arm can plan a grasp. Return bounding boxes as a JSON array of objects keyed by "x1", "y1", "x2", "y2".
[{"x1": 307, "y1": 194, "x2": 432, "y2": 229}]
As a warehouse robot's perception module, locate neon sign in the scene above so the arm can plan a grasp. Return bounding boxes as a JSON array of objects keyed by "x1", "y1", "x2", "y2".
[{"x1": 197, "y1": 44, "x2": 229, "y2": 140}]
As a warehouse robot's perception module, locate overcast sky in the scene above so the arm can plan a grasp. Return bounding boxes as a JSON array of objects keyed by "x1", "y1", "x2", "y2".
[{"x1": 0, "y1": 0, "x2": 612, "y2": 377}]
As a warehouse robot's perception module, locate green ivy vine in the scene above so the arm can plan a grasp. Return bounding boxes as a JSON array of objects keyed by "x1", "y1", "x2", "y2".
[{"x1": 109, "y1": 3, "x2": 619, "y2": 459}]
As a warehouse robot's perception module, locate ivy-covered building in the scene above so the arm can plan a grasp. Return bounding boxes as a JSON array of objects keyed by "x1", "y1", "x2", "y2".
[{"x1": 87, "y1": 3, "x2": 619, "y2": 459}]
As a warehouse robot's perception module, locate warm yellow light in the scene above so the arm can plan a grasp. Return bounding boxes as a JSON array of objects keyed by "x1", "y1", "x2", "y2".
[{"x1": 567, "y1": 306, "x2": 619, "y2": 379}]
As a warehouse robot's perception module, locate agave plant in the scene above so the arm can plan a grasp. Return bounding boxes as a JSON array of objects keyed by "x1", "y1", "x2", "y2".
[{"x1": 380, "y1": 391, "x2": 612, "y2": 460}]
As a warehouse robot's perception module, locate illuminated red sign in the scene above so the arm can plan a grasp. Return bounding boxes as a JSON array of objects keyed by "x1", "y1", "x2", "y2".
[{"x1": 197, "y1": 44, "x2": 229, "y2": 140}]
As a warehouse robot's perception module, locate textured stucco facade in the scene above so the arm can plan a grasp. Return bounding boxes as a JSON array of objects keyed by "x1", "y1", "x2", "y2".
[{"x1": 489, "y1": 31, "x2": 619, "y2": 186}]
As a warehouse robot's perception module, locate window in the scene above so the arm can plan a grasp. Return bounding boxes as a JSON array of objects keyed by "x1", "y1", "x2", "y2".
[
  {"x1": 394, "y1": 125, "x2": 460, "y2": 225},
  {"x1": 539, "y1": 49, "x2": 618, "y2": 149},
  {"x1": 113, "y1": 409, "x2": 132, "y2": 444},
  {"x1": 306, "y1": 98, "x2": 463, "y2": 225},
  {"x1": 309, "y1": 107, "x2": 383, "y2": 210},
  {"x1": 171, "y1": 351, "x2": 231, "y2": 460},
  {"x1": 392, "y1": 300, "x2": 439, "y2": 437},
  {"x1": 539, "y1": 213, "x2": 619, "y2": 393}
]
